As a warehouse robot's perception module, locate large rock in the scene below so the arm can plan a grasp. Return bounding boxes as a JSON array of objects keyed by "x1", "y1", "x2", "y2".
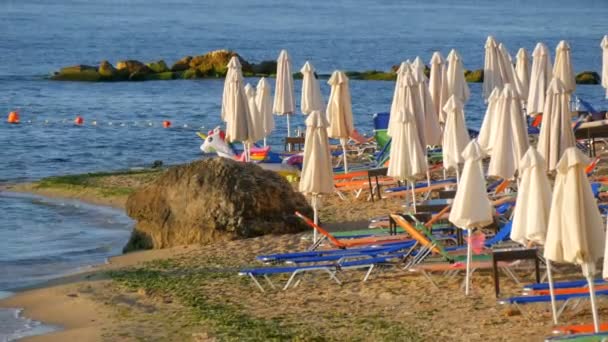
[
  {"x1": 190, "y1": 50, "x2": 251, "y2": 77},
  {"x1": 576, "y1": 71, "x2": 601, "y2": 85},
  {"x1": 51, "y1": 65, "x2": 101, "y2": 81},
  {"x1": 171, "y1": 56, "x2": 192, "y2": 72},
  {"x1": 124, "y1": 158, "x2": 312, "y2": 251},
  {"x1": 116, "y1": 60, "x2": 151, "y2": 75},
  {"x1": 251, "y1": 60, "x2": 277, "y2": 75},
  {"x1": 146, "y1": 60, "x2": 169, "y2": 73},
  {"x1": 465, "y1": 69, "x2": 484, "y2": 82}
]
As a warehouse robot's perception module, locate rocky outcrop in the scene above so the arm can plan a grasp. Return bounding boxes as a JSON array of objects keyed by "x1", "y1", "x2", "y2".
[
  {"x1": 146, "y1": 60, "x2": 169, "y2": 74},
  {"x1": 465, "y1": 69, "x2": 483, "y2": 82},
  {"x1": 170, "y1": 56, "x2": 192, "y2": 72},
  {"x1": 576, "y1": 71, "x2": 601, "y2": 85},
  {"x1": 123, "y1": 158, "x2": 312, "y2": 251},
  {"x1": 51, "y1": 65, "x2": 101, "y2": 81}
]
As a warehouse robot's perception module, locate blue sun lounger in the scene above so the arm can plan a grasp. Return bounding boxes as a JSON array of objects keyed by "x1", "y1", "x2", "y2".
[
  {"x1": 283, "y1": 241, "x2": 416, "y2": 265},
  {"x1": 524, "y1": 279, "x2": 607, "y2": 291},
  {"x1": 240, "y1": 254, "x2": 403, "y2": 292}
]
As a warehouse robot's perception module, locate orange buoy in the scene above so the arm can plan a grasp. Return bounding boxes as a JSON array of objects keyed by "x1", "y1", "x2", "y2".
[
  {"x1": 74, "y1": 116, "x2": 84, "y2": 125},
  {"x1": 162, "y1": 120, "x2": 171, "y2": 128},
  {"x1": 7, "y1": 111, "x2": 20, "y2": 124}
]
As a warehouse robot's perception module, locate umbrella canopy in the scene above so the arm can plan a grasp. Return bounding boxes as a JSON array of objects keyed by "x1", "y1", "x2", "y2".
[
  {"x1": 553, "y1": 41, "x2": 576, "y2": 94},
  {"x1": 527, "y1": 42, "x2": 553, "y2": 115},
  {"x1": 387, "y1": 70, "x2": 428, "y2": 181},
  {"x1": 442, "y1": 95, "x2": 470, "y2": 171},
  {"x1": 510, "y1": 147, "x2": 552, "y2": 246},
  {"x1": 224, "y1": 71, "x2": 253, "y2": 144},
  {"x1": 601, "y1": 35, "x2": 608, "y2": 99},
  {"x1": 244, "y1": 84, "x2": 265, "y2": 143},
  {"x1": 299, "y1": 110, "x2": 334, "y2": 195},
  {"x1": 477, "y1": 88, "x2": 501, "y2": 154},
  {"x1": 300, "y1": 61, "x2": 325, "y2": 114},
  {"x1": 497, "y1": 43, "x2": 525, "y2": 98},
  {"x1": 273, "y1": 50, "x2": 296, "y2": 136},
  {"x1": 221, "y1": 56, "x2": 243, "y2": 122},
  {"x1": 255, "y1": 77, "x2": 275, "y2": 140},
  {"x1": 483, "y1": 36, "x2": 503, "y2": 101},
  {"x1": 326, "y1": 71, "x2": 354, "y2": 139},
  {"x1": 487, "y1": 84, "x2": 530, "y2": 180},
  {"x1": 411, "y1": 58, "x2": 442, "y2": 147},
  {"x1": 515, "y1": 48, "x2": 531, "y2": 102},
  {"x1": 537, "y1": 78, "x2": 576, "y2": 171},
  {"x1": 429, "y1": 52, "x2": 449, "y2": 123},
  {"x1": 544, "y1": 147, "x2": 605, "y2": 269},
  {"x1": 447, "y1": 49, "x2": 470, "y2": 103},
  {"x1": 389, "y1": 62, "x2": 410, "y2": 137}
]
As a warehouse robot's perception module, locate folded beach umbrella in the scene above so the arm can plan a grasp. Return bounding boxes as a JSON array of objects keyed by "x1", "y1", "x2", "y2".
[
  {"x1": 487, "y1": 84, "x2": 529, "y2": 180},
  {"x1": 447, "y1": 49, "x2": 470, "y2": 103},
  {"x1": 255, "y1": 77, "x2": 275, "y2": 146},
  {"x1": 449, "y1": 140, "x2": 494, "y2": 295},
  {"x1": 476, "y1": 88, "x2": 501, "y2": 154},
  {"x1": 515, "y1": 48, "x2": 531, "y2": 102},
  {"x1": 326, "y1": 70, "x2": 354, "y2": 173},
  {"x1": 300, "y1": 61, "x2": 325, "y2": 114},
  {"x1": 497, "y1": 43, "x2": 525, "y2": 98},
  {"x1": 389, "y1": 62, "x2": 410, "y2": 137},
  {"x1": 483, "y1": 36, "x2": 503, "y2": 101},
  {"x1": 527, "y1": 43, "x2": 553, "y2": 115},
  {"x1": 601, "y1": 36, "x2": 608, "y2": 98},
  {"x1": 442, "y1": 95, "x2": 470, "y2": 181},
  {"x1": 387, "y1": 70, "x2": 428, "y2": 211},
  {"x1": 244, "y1": 84, "x2": 265, "y2": 145},
  {"x1": 553, "y1": 41, "x2": 576, "y2": 94},
  {"x1": 510, "y1": 147, "x2": 559, "y2": 324},
  {"x1": 429, "y1": 52, "x2": 449, "y2": 123},
  {"x1": 544, "y1": 147, "x2": 605, "y2": 332},
  {"x1": 273, "y1": 50, "x2": 296, "y2": 136},
  {"x1": 411, "y1": 58, "x2": 442, "y2": 147},
  {"x1": 537, "y1": 78, "x2": 576, "y2": 171},
  {"x1": 299, "y1": 110, "x2": 334, "y2": 243},
  {"x1": 221, "y1": 56, "x2": 244, "y2": 122},
  {"x1": 224, "y1": 72, "x2": 254, "y2": 161}
]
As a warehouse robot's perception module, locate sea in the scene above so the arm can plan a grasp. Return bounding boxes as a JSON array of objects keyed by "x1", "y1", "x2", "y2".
[{"x1": 1, "y1": 0, "x2": 607, "y2": 339}]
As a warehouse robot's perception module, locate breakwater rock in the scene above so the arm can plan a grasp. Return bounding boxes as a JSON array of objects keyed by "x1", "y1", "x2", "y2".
[{"x1": 123, "y1": 158, "x2": 312, "y2": 251}]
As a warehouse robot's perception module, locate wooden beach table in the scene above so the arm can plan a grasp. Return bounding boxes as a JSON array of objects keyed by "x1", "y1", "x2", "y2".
[{"x1": 492, "y1": 247, "x2": 540, "y2": 297}]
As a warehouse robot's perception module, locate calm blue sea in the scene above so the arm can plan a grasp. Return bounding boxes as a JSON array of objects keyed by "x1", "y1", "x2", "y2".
[{"x1": 0, "y1": 0, "x2": 607, "y2": 339}]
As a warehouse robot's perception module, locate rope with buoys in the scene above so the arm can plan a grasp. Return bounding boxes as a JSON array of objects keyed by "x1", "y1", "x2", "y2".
[{"x1": 4, "y1": 112, "x2": 204, "y2": 129}]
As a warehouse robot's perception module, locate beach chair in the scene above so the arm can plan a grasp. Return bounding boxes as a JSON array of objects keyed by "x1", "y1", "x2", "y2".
[
  {"x1": 553, "y1": 323, "x2": 608, "y2": 335},
  {"x1": 545, "y1": 332, "x2": 608, "y2": 341},
  {"x1": 239, "y1": 253, "x2": 404, "y2": 292}
]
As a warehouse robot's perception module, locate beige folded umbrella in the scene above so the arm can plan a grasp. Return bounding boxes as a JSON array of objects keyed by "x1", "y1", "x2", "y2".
[
  {"x1": 255, "y1": 77, "x2": 275, "y2": 146},
  {"x1": 498, "y1": 43, "x2": 525, "y2": 98},
  {"x1": 244, "y1": 84, "x2": 265, "y2": 145},
  {"x1": 299, "y1": 110, "x2": 334, "y2": 243},
  {"x1": 601, "y1": 36, "x2": 608, "y2": 99},
  {"x1": 516, "y1": 48, "x2": 531, "y2": 102},
  {"x1": 273, "y1": 50, "x2": 296, "y2": 136},
  {"x1": 510, "y1": 147, "x2": 557, "y2": 323},
  {"x1": 326, "y1": 70, "x2": 354, "y2": 173},
  {"x1": 483, "y1": 36, "x2": 503, "y2": 101},
  {"x1": 412, "y1": 57, "x2": 428, "y2": 82},
  {"x1": 222, "y1": 56, "x2": 244, "y2": 122},
  {"x1": 429, "y1": 52, "x2": 449, "y2": 123},
  {"x1": 477, "y1": 88, "x2": 501, "y2": 154},
  {"x1": 389, "y1": 62, "x2": 410, "y2": 137},
  {"x1": 447, "y1": 49, "x2": 470, "y2": 103},
  {"x1": 224, "y1": 72, "x2": 254, "y2": 161},
  {"x1": 544, "y1": 147, "x2": 605, "y2": 332},
  {"x1": 442, "y1": 95, "x2": 470, "y2": 181},
  {"x1": 487, "y1": 84, "x2": 529, "y2": 180},
  {"x1": 527, "y1": 43, "x2": 553, "y2": 115},
  {"x1": 537, "y1": 78, "x2": 576, "y2": 171},
  {"x1": 448, "y1": 140, "x2": 493, "y2": 295},
  {"x1": 387, "y1": 70, "x2": 428, "y2": 211},
  {"x1": 411, "y1": 58, "x2": 442, "y2": 147},
  {"x1": 553, "y1": 41, "x2": 576, "y2": 94},
  {"x1": 300, "y1": 61, "x2": 325, "y2": 114}
]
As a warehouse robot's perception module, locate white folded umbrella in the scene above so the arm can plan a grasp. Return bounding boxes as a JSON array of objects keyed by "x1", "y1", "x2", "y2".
[
  {"x1": 299, "y1": 110, "x2": 334, "y2": 243},
  {"x1": 448, "y1": 140, "x2": 494, "y2": 295},
  {"x1": 300, "y1": 61, "x2": 325, "y2": 114},
  {"x1": 429, "y1": 52, "x2": 449, "y2": 123},
  {"x1": 389, "y1": 62, "x2": 410, "y2": 137},
  {"x1": 442, "y1": 95, "x2": 470, "y2": 181},
  {"x1": 224, "y1": 72, "x2": 254, "y2": 161},
  {"x1": 447, "y1": 49, "x2": 470, "y2": 103},
  {"x1": 244, "y1": 84, "x2": 265, "y2": 145},
  {"x1": 527, "y1": 43, "x2": 553, "y2": 115},
  {"x1": 537, "y1": 78, "x2": 576, "y2": 171},
  {"x1": 544, "y1": 147, "x2": 606, "y2": 332},
  {"x1": 476, "y1": 88, "x2": 501, "y2": 154},
  {"x1": 497, "y1": 43, "x2": 525, "y2": 98},
  {"x1": 601, "y1": 36, "x2": 608, "y2": 99},
  {"x1": 515, "y1": 48, "x2": 531, "y2": 102},
  {"x1": 255, "y1": 77, "x2": 275, "y2": 146},
  {"x1": 222, "y1": 56, "x2": 244, "y2": 122},
  {"x1": 411, "y1": 57, "x2": 442, "y2": 147},
  {"x1": 553, "y1": 41, "x2": 576, "y2": 94},
  {"x1": 326, "y1": 71, "x2": 354, "y2": 173},
  {"x1": 483, "y1": 36, "x2": 503, "y2": 101},
  {"x1": 273, "y1": 50, "x2": 296, "y2": 136}
]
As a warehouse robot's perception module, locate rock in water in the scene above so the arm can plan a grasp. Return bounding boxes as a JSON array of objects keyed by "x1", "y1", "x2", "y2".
[
  {"x1": 51, "y1": 65, "x2": 101, "y2": 81},
  {"x1": 465, "y1": 69, "x2": 484, "y2": 83},
  {"x1": 116, "y1": 60, "x2": 151, "y2": 74},
  {"x1": 170, "y1": 56, "x2": 192, "y2": 72},
  {"x1": 98, "y1": 60, "x2": 118, "y2": 79},
  {"x1": 146, "y1": 60, "x2": 169, "y2": 73},
  {"x1": 124, "y1": 158, "x2": 312, "y2": 251},
  {"x1": 575, "y1": 71, "x2": 601, "y2": 85},
  {"x1": 190, "y1": 50, "x2": 252, "y2": 77}
]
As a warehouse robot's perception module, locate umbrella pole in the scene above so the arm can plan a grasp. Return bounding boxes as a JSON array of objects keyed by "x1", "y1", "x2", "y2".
[
  {"x1": 263, "y1": 137, "x2": 267, "y2": 147},
  {"x1": 443, "y1": 168, "x2": 447, "y2": 180},
  {"x1": 586, "y1": 273, "x2": 600, "y2": 333},
  {"x1": 341, "y1": 139, "x2": 349, "y2": 174},
  {"x1": 312, "y1": 195, "x2": 318, "y2": 244},
  {"x1": 465, "y1": 228, "x2": 472, "y2": 295},
  {"x1": 287, "y1": 114, "x2": 291, "y2": 137},
  {"x1": 456, "y1": 168, "x2": 460, "y2": 184},
  {"x1": 410, "y1": 181, "x2": 416, "y2": 213},
  {"x1": 546, "y1": 260, "x2": 558, "y2": 325}
]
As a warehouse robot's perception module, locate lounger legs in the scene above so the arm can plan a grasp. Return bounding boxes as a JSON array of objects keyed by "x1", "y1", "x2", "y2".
[{"x1": 249, "y1": 273, "x2": 265, "y2": 292}]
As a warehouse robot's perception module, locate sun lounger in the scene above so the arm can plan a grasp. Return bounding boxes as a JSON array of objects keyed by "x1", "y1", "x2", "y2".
[
  {"x1": 524, "y1": 279, "x2": 607, "y2": 291},
  {"x1": 545, "y1": 332, "x2": 608, "y2": 341},
  {"x1": 553, "y1": 323, "x2": 608, "y2": 335}
]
